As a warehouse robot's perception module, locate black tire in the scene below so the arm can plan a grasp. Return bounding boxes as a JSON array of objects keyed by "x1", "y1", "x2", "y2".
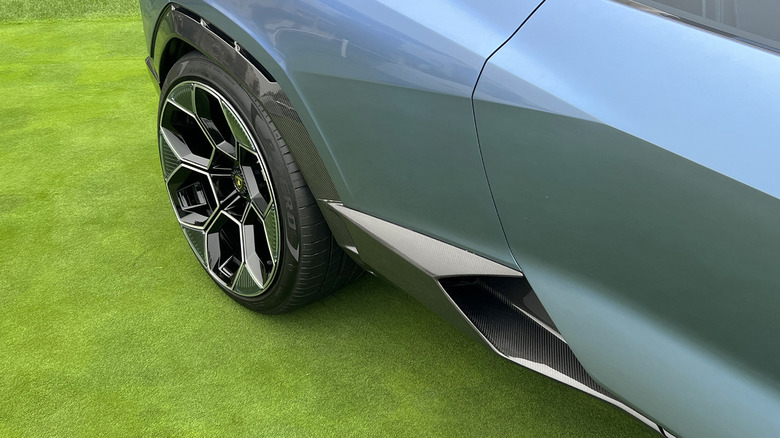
[{"x1": 158, "y1": 52, "x2": 361, "y2": 313}]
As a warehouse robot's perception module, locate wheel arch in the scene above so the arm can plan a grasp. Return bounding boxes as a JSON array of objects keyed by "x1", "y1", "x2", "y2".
[{"x1": 157, "y1": 37, "x2": 196, "y2": 86}]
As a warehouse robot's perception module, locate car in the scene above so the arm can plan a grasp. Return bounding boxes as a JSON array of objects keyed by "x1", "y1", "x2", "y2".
[{"x1": 139, "y1": 1, "x2": 780, "y2": 436}]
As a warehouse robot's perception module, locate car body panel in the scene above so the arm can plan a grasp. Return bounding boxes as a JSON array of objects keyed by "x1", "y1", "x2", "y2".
[
  {"x1": 143, "y1": 0, "x2": 546, "y2": 268},
  {"x1": 474, "y1": 0, "x2": 780, "y2": 436}
]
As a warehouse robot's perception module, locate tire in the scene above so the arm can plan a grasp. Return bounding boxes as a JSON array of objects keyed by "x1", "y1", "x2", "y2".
[{"x1": 157, "y1": 52, "x2": 361, "y2": 313}]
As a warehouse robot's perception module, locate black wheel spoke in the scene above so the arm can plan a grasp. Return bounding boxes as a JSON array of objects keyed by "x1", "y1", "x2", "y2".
[
  {"x1": 160, "y1": 86, "x2": 214, "y2": 169},
  {"x1": 209, "y1": 146, "x2": 235, "y2": 173},
  {"x1": 237, "y1": 145, "x2": 272, "y2": 213},
  {"x1": 206, "y1": 212, "x2": 243, "y2": 287},
  {"x1": 223, "y1": 192, "x2": 249, "y2": 220},
  {"x1": 194, "y1": 84, "x2": 237, "y2": 159},
  {"x1": 166, "y1": 165, "x2": 218, "y2": 229},
  {"x1": 242, "y1": 205, "x2": 276, "y2": 288}
]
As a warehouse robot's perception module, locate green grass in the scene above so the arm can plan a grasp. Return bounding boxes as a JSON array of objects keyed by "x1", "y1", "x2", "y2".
[
  {"x1": 0, "y1": 0, "x2": 138, "y2": 22},
  {"x1": 0, "y1": 13, "x2": 657, "y2": 438}
]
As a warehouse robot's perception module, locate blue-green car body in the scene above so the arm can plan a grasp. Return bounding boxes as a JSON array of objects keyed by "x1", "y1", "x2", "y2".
[{"x1": 141, "y1": 1, "x2": 780, "y2": 436}]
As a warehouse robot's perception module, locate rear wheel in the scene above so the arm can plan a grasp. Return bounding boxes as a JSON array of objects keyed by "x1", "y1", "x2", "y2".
[{"x1": 158, "y1": 52, "x2": 361, "y2": 313}]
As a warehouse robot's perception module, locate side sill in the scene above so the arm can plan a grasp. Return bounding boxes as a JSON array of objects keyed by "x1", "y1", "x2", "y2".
[{"x1": 325, "y1": 201, "x2": 664, "y2": 435}]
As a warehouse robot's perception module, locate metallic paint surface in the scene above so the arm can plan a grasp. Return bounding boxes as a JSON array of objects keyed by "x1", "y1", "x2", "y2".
[
  {"x1": 475, "y1": 0, "x2": 780, "y2": 436},
  {"x1": 143, "y1": 0, "x2": 545, "y2": 269}
]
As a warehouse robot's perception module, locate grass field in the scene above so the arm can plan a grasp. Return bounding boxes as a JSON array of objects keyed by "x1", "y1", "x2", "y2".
[
  {"x1": 0, "y1": 6, "x2": 657, "y2": 438},
  {"x1": 0, "y1": 0, "x2": 138, "y2": 22}
]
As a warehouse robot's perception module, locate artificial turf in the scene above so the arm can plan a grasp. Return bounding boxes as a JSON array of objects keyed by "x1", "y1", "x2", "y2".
[{"x1": 0, "y1": 12, "x2": 658, "y2": 438}]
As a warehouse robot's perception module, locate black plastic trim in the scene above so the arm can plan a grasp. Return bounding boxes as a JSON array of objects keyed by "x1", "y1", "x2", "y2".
[{"x1": 440, "y1": 276, "x2": 607, "y2": 393}]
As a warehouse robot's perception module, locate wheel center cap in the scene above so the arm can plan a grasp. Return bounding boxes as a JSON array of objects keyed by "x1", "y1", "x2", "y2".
[{"x1": 232, "y1": 166, "x2": 248, "y2": 197}]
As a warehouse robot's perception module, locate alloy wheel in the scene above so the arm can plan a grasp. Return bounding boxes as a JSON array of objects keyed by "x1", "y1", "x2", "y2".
[{"x1": 158, "y1": 81, "x2": 280, "y2": 296}]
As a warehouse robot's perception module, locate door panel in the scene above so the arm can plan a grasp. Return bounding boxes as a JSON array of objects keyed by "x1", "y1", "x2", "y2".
[{"x1": 474, "y1": 0, "x2": 780, "y2": 436}]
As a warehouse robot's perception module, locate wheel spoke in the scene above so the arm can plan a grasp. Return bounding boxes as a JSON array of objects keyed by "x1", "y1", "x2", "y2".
[
  {"x1": 160, "y1": 94, "x2": 214, "y2": 169},
  {"x1": 263, "y1": 202, "x2": 280, "y2": 263},
  {"x1": 238, "y1": 146, "x2": 272, "y2": 213},
  {"x1": 205, "y1": 212, "x2": 243, "y2": 287},
  {"x1": 166, "y1": 165, "x2": 218, "y2": 229},
  {"x1": 159, "y1": 133, "x2": 181, "y2": 181},
  {"x1": 194, "y1": 85, "x2": 237, "y2": 159},
  {"x1": 220, "y1": 100, "x2": 252, "y2": 149},
  {"x1": 181, "y1": 225, "x2": 207, "y2": 264},
  {"x1": 167, "y1": 82, "x2": 195, "y2": 114},
  {"x1": 223, "y1": 192, "x2": 249, "y2": 220},
  {"x1": 241, "y1": 205, "x2": 275, "y2": 289},
  {"x1": 209, "y1": 146, "x2": 235, "y2": 173},
  {"x1": 233, "y1": 263, "x2": 261, "y2": 295},
  {"x1": 209, "y1": 173, "x2": 249, "y2": 225}
]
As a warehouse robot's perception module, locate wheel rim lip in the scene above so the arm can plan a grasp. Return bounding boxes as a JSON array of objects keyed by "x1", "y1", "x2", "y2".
[{"x1": 159, "y1": 79, "x2": 281, "y2": 297}]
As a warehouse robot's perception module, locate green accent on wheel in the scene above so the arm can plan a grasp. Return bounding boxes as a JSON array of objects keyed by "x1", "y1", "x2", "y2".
[
  {"x1": 221, "y1": 101, "x2": 251, "y2": 148},
  {"x1": 182, "y1": 226, "x2": 206, "y2": 263},
  {"x1": 265, "y1": 203, "x2": 279, "y2": 262},
  {"x1": 234, "y1": 264, "x2": 261, "y2": 295},
  {"x1": 159, "y1": 134, "x2": 180, "y2": 180},
  {"x1": 168, "y1": 82, "x2": 194, "y2": 113}
]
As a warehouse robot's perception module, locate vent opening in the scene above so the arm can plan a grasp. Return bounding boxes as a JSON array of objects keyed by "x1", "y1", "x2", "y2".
[{"x1": 439, "y1": 275, "x2": 612, "y2": 398}]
